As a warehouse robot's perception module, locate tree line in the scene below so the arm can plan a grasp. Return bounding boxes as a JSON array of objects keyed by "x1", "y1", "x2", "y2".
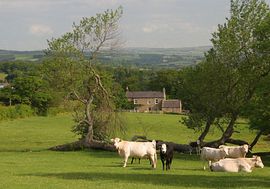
[{"x1": 0, "y1": 0, "x2": 269, "y2": 151}]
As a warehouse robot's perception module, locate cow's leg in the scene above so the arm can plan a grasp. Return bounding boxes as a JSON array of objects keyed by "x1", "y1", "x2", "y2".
[
  {"x1": 168, "y1": 158, "x2": 172, "y2": 170},
  {"x1": 150, "y1": 155, "x2": 156, "y2": 168},
  {"x1": 123, "y1": 155, "x2": 129, "y2": 167},
  {"x1": 131, "y1": 157, "x2": 134, "y2": 164},
  {"x1": 155, "y1": 153, "x2": 157, "y2": 166},
  {"x1": 161, "y1": 159, "x2": 165, "y2": 170},
  {"x1": 203, "y1": 161, "x2": 206, "y2": 170}
]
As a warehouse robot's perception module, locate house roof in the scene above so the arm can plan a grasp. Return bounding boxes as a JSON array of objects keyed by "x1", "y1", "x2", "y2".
[
  {"x1": 162, "y1": 100, "x2": 181, "y2": 108},
  {"x1": 126, "y1": 91, "x2": 164, "y2": 98}
]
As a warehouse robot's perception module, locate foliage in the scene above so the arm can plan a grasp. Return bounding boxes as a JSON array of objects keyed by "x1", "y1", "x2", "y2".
[
  {"x1": 0, "y1": 77, "x2": 52, "y2": 115},
  {"x1": 0, "y1": 104, "x2": 34, "y2": 121},
  {"x1": 43, "y1": 7, "x2": 124, "y2": 141},
  {"x1": 244, "y1": 75, "x2": 270, "y2": 135},
  {"x1": 0, "y1": 61, "x2": 41, "y2": 82}
]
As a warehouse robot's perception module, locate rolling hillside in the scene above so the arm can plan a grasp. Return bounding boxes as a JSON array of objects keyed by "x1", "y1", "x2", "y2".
[{"x1": 0, "y1": 46, "x2": 210, "y2": 69}]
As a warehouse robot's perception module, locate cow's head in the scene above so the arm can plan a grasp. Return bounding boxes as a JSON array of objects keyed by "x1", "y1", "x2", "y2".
[
  {"x1": 161, "y1": 143, "x2": 167, "y2": 154},
  {"x1": 253, "y1": 155, "x2": 264, "y2": 168},
  {"x1": 111, "y1": 138, "x2": 122, "y2": 149},
  {"x1": 242, "y1": 144, "x2": 249, "y2": 153}
]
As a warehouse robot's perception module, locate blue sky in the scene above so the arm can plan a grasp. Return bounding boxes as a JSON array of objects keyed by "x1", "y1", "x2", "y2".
[{"x1": 0, "y1": 0, "x2": 269, "y2": 50}]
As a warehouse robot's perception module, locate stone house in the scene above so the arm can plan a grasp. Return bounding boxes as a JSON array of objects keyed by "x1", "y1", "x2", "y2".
[{"x1": 126, "y1": 88, "x2": 182, "y2": 113}]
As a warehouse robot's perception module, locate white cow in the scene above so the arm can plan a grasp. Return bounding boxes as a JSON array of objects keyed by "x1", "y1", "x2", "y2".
[
  {"x1": 200, "y1": 147, "x2": 229, "y2": 170},
  {"x1": 111, "y1": 138, "x2": 157, "y2": 168},
  {"x1": 219, "y1": 144, "x2": 249, "y2": 158},
  {"x1": 210, "y1": 155, "x2": 264, "y2": 172}
]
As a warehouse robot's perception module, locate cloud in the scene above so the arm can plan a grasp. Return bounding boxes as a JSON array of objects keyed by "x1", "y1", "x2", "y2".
[
  {"x1": 142, "y1": 24, "x2": 158, "y2": 33},
  {"x1": 29, "y1": 24, "x2": 53, "y2": 36},
  {"x1": 142, "y1": 23, "x2": 174, "y2": 33}
]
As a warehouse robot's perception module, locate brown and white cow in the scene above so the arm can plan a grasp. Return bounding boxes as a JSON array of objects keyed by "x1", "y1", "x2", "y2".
[{"x1": 111, "y1": 138, "x2": 157, "y2": 168}]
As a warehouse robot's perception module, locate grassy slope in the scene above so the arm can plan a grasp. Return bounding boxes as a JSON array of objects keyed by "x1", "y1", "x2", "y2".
[{"x1": 0, "y1": 113, "x2": 269, "y2": 189}]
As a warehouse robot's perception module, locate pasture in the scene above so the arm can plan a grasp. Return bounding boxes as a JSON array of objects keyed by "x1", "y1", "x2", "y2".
[{"x1": 0, "y1": 113, "x2": 269, "y2": 189}]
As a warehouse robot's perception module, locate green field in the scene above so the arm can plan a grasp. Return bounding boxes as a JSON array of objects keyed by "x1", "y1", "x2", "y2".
[{"x1": 0, "y1": 113, "x2": 269, "y2": 189}]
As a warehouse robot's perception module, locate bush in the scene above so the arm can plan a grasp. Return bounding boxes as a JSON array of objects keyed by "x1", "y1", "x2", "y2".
[
  {"x1": 0, "y1": 105, "x2": 34, "y2": 121},
  {"x1": 15, "y1": 104, "x2": 35, "y2": 118}
]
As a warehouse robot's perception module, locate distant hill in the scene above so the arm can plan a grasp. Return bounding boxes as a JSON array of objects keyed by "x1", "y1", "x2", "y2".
[
  {"x1": 0, "y1": 46, "x2": 211, "y2": 69},
  {"x1": 0, "y1": 49, "x2": 44, "y2": 62}
]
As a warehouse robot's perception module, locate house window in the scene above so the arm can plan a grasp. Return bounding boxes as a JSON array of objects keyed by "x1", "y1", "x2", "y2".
[
  {"x1": 147, "y1": 100, "x2": 151, "y2": 104},
  {"x1": 134, "y1": 99, "x2": 138, "y2": 104},
  {"x1": 155, "y1": 98, "x2": 159, "y2": 104}
]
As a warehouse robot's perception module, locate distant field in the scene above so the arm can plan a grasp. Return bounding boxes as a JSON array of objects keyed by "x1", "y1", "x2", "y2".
[
  {"x1": 0, "y1": 72, "x2": 7, "y2": 80},
  {"x1": 0, "y1": 113, "x2": 269, "y2": 189}
]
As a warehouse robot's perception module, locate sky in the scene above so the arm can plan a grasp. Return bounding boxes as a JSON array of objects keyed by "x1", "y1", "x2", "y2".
[{"x1": 0, "y1": 0, "x2": 269, "y2": 50}]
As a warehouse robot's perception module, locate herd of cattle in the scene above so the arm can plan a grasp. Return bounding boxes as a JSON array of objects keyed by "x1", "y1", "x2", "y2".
[{"x1": 110, "y1": 138, "x2": 264, "y2": 172}]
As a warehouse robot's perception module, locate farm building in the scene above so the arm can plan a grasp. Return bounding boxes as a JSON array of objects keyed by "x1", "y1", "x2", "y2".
[{"x1": 126, "y1": 88, "x2": 182, "y2": 113}]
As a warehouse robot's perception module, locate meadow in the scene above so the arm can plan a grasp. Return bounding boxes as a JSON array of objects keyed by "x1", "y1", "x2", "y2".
[{"x1": 0, "y1": 113, "x2": 269, "y2": 189}]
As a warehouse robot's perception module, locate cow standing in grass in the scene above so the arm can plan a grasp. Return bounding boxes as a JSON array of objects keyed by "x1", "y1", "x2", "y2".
[
  {"x1": 111, "y1": 138, "x2": 157, "y2": 168},
  {"x1": 160, "y1": 143, "x2": 174, "y2": 170}
]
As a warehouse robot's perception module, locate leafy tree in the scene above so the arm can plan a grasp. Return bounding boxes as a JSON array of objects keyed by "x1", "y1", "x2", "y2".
[
  {"x1": 242, "y1": 77, "x2": 270, "y2": 146},
  {"x1": 12, "y1": 76, "x2": 52, "y2": 115},
  {"x1": 43, "y1": 7, "x2": 124, "y2": 144},
  {"x1": 181, "y1": 0, "x2": 270, "y2": 147},
  {"x1": 148, "y1": 69, "x2": 182, "y2": 99}
]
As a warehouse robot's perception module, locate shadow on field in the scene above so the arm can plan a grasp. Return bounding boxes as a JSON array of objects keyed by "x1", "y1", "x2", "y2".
[{"x1": 25, "y1": 172, "x2": 270, "y2": 188}]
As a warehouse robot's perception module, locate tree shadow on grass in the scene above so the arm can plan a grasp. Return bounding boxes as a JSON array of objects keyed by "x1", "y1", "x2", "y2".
[{"x1": 23, "y1": 172, "x2": 270, "y2": 188}]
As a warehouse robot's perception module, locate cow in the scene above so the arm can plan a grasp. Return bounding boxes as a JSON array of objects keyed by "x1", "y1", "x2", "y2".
[
  {"x1": 219, "y1": 144, "x2": 249, "y2": 158},
  {"x1": 111, "y1": 138, "x2": 157, "y2": 168},
  {"x1": 200, "y1": 147, "x2": 229, "y2": 170},
  {"x1": 210, "y1": 155, "x2": 264, "y2": 172},
  {"x1": 160, "y1": 143, "x2": 174, "y2": 170}
]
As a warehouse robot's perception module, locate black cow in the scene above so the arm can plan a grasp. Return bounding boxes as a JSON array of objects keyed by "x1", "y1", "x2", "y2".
[{"x1": 160, "y1": 143, "x2": 174, "y2": 170}]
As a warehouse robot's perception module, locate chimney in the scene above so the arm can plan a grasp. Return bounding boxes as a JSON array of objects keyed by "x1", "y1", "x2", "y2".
[
  {"x1": 126, "y1": 86, "x2": 129, "y2": 91},
  {"x1": 163, "y1": 87, "x2": 166, "y2": 100}
]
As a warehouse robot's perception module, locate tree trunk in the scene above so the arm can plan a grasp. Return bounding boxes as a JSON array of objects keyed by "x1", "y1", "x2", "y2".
[
  {"x1": 249, "y1": 130, "x2": 263, "y2": 151},
  {"x1": 198, "y1": 118, "x2": 213, "y2": 143},
  {"x1": 219, "y1": 113, "x2": 238, "y2": 143},
  {"x1": 202, "y1": 113, "x2": 238, "y2": 148},
  {"x1": 85, "y1": 97, "x2": 94, "y2": 144}
]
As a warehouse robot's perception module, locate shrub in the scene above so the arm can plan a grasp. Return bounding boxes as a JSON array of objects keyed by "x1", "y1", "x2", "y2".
[{"x1": 0, "y1": 105, "x2": 34, "y2": 121}]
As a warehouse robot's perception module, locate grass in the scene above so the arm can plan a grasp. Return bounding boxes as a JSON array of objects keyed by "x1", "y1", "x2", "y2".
[{"x1": 0, "y1": 113, "x2": 269, "y2": 189}]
